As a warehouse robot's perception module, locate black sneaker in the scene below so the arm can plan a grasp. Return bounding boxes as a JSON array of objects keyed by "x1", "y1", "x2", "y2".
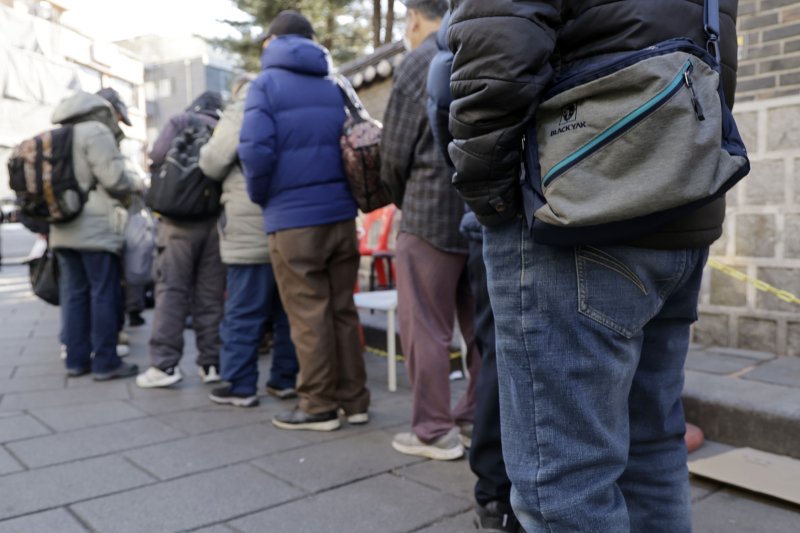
[
  {"x1": 272, "y1": 408, "x2": 341, "y2": 432},
  {"x1": 209, "y1": 385, "x2": 259, "y2": 408},
  {"x1": 128, "y1": 312, "x2": 145, "y2": 327},
  {"x1": 66, "y1": 366, "x2": 90, "y2": 378},
  {"x1": 475, "y1": 501, "x2": 523, "y2": 532},
  {"x1": 93, "y1": 362, "x2": 139, "y2": 382},
  {"x1": 265, "y1": 383, "x2": 298, "y2": 400}
]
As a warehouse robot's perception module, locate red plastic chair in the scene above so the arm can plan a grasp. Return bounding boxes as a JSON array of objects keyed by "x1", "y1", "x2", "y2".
[{"x1": 358, "y1": 205, "x2": 398, "y2": 291}]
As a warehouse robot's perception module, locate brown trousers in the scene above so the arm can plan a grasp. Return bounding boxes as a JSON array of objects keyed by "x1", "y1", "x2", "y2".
[
  {"x1": 396, "y1": 232, "x2": 482, "y2": 443},
  {"x1": 268, "y1": 220, "x2": 370, "y2": 415}
]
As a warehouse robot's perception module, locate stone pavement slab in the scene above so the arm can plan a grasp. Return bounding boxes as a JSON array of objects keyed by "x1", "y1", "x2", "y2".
[
  {"x1": 0, "y1": 376, "x2": 65, "y2": 394},
  {"x1": 692, "y1": 488, "x2": 800, "y2": 532},
  {"x1": 7, "y1": 417, "x2": 184, "y2": 468},
  {"x1": 0, "y1": 509, "x2": 88, "y2": 533},
  {"x1": 71, "y1": 464, "x2": 301, "y2": 533},
  {"x1": 28, "y1": 400, "x2": 148, "y2": 432},
  {"x1": 0, "y1": 447, "x2": 23, "y2": 476},
  {"x1": 0, "y1": 413, "x2": 50, "y2": 443},
  {"x1": 252, "y1": 429, "x2": 422, "y2": 493},
  {"x1": 191, "y1": 526, "x2": 236, "y2": 533},
  {"x1": 0, "y1": 455, "x2": 154, "y2": 520},
  {"x1": 229, "y1": 473, "x2": 471, "y2": 533},
  {"x1": 10, "y1": 361, "x2": 69, "y2": 378},
  {"x1": 0, "y1": 381, "x2": 129, "y2": 411},
  {"x1": 743, "y1": 356, "x2": 800, "y2": 388},
  {"x1": 415, "y1": 511, "x2": 476, "y2": 533},
  {"x1": 396, "y1": 457, "x2": 477, "y2": 502},
  {"x1": 124, "y1": 423, "x2": 306, "y2": 480},
  {"x1": 154, "y1": 403, "x2": 278, "y2": 436}
]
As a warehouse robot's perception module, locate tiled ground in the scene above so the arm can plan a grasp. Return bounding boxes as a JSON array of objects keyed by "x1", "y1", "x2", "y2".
[{"x1": 0, "y1": 264, "x2": 798, "y2": 532}]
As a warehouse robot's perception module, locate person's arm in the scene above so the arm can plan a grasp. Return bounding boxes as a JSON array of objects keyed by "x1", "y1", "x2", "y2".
[
  {"x1": 448, "y1": 0, "x2": 560, "y2": 225},
  {"x1": 199, "y1": 100, "x2": 244, "y2": 182},
  {"x1": 84, "y1": 124, "x2": 140, "y2": 199},
  {"x1": 238, "y1": 77, "x2": 277, "y2": 206},
  {"x1": 380, "y1": 68, "x2": 425, "y2": 209},
  {"x1": 148, "y1": 115, "x2": 185, "y2": 170}
]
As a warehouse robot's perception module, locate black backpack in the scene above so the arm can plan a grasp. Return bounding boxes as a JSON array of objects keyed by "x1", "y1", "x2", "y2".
[
  {"x1": 146, "y1": 116, "x2": 221, "y2": 220},
  {"x1": 7, "y1": 126, "x2": 86, "y2": 224}
]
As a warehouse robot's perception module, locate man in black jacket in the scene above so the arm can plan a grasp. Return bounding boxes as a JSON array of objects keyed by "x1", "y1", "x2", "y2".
[
  {"x1": 448, "y1": 1, "x2": 739, "y2": 531},
  {"x1": 137, "y1": 91, "x2": 225, "y2": 389}
]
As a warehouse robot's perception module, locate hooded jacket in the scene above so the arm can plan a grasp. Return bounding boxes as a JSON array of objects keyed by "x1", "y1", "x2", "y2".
[
  {"x1": 448, "y1": 0, "x2": 739, "y2": 248},
  {"x1": 239, "y1": 35, "x2": 357, "y2": 234},
  {"x1": 199, "y1": 83, "x2": 270, "y2": 265},
  {"x1": 48, "y1": 92, "x2": 141, "y2": 254},
  {"x1": 149, "y1": 91, "x2": 223, "y2": 172}
]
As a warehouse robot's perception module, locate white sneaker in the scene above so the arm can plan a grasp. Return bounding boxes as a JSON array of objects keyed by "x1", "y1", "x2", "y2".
[
  {"x1": 199, "y1": 365, "x2": 221, "y2": 384},
  {"x1": 60, "y1": 344, "x2": 67, "y2": 360},
  {"x1": 136, "y1": 366, "x2": 183, "y2": 388},
  {"x1": 116, "y1": 344, "x2": 130, "y2": 358},
  {"x1": 392, "y1": 427, "x2": 464, "y2": 461}
]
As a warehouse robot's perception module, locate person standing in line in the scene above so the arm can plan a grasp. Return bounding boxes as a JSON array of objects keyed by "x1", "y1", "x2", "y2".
[
  {"x1": 50, "y1": 89, "x2": 140, "y2": 380},
  {"x1": 448, "y1": 0, "x2": 740, "y2": 531},
  {"x1": 383, "y1": 0, "x2": 481, "y2": 462},
  {"x1": 426, "y1": 9, "x2": 521, "y2": 530},
  {"x1": 136, "y1": 91, "x2": 226, "y2": 388},
  {"x1": 240, "y1": 10, "x2": 369, "y2": 431},
  {"x1": 199, "y1": 75, "x2": 299, "y2": 408}
]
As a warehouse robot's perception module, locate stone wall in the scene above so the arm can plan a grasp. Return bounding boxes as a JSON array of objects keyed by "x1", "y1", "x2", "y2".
[
  {"x1": 737, "y1": 0, "x2": 800, "y2": 101},
  {"x1": 695, "y1": 95, "x2": 800, "y2": 355}
]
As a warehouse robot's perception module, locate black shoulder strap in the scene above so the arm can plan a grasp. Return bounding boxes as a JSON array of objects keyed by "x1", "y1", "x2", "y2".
[
  {"x1": 704, "y1": 0, "x2": 721, "y2": 63},
  {"x1": 335, "y1": 75, "x2": 366, "y2": 123}
]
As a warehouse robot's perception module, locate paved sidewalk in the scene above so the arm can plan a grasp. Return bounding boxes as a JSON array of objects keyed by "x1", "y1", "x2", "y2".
[{"x1": 0, "y1": 264, "x2": 798, "y2": 532}]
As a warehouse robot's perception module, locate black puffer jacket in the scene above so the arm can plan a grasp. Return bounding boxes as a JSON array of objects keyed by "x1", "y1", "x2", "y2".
[{"x1": 448, "y1": 0, "x2": 739, "y2": 248}]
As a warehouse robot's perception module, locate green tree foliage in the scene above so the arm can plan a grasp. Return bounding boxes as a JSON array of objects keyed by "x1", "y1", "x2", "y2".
[{"x1": 220, "y1": 0, "x2": 394, "y2": 71}]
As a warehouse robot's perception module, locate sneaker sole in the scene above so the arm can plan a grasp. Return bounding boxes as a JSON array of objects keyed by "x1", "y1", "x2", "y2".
[
  {"x1": 209, "y1": 393, "x2": 259, "y2": 408},
  {"x1": 136, "y1": 375, "x2": 183, "y2": 388},
  {"x1": 265, "y1": 387, "x2": 298, "y2": 400},
  {"x1": 391, "y1": 440, "x2": 464, "y2": 461},
  {"x1": 271, "y1": 418, "x2": 341, "y2": 432},
  {"x1": 346, "y1": 413, "x2": 369, "y2": 425},
  {"x1": 93, "y1": 370, "x2": 138, "y2": 381}
]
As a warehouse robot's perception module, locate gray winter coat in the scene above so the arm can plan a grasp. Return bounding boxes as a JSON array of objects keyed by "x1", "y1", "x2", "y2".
[
  {"x1": 49, "y1": 92, "x2": 141, "y2": 254},
  {"x1": 199, "y1": 88, "x2": 270, "y2": 265}
]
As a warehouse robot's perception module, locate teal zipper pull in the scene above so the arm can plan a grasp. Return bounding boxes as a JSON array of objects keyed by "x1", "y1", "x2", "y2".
[{"x1": 684, "y1": 63, "x2": 705, "y2": 121}]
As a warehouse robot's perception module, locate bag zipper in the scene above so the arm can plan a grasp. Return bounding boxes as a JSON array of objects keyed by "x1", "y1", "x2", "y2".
[{"x1": 542, "y1": 60, "x2": 700, "y2": 187}]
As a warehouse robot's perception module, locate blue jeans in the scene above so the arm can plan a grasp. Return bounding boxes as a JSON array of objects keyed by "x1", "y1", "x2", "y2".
[
  {"x1": 484, "y1": 218, "x2": 706, "y2": 533},
  {"x1": 220, "y1": 264, "x2": 298, "y2": 395},
  {"x1": 56, "y1": 250, "x2": 123, "y2": 374}
]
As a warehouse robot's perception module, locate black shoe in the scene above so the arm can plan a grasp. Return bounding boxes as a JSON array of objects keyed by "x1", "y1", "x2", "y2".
[
  {"x1": 93, "y1": 362, "x2": 139, "y2": 381},
  {"x1": 265, "y1": 383, "x2": 298, "y2": 400},
  {"x1": 475, "y1": 501, "x2": 522, "y2": 532},
  {"x1": 66, "y1": 366, "x2": 90, "y2": 378},
  {"x1": 128, "y1": 312, "x2": 145, "y2": 327},
  {"x1": 209, "y1": 385, "x2": 259, "y2": 408},
  {"x1": 272, "y1": 408, "x2": 341, "y2": 432}
]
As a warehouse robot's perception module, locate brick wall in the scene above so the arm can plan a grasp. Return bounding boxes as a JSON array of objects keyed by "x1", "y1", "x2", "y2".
[
  {"x1": 695, "y1": 95, "x2": 800, "y2": 355},
  {"x1": 736, "y1": 0, "x2": 800, "y2": 101}
]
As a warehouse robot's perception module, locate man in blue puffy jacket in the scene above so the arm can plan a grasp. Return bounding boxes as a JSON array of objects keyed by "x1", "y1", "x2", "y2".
[{"x1": 239, "y1": 10, "x2": 369, "y2": 432}]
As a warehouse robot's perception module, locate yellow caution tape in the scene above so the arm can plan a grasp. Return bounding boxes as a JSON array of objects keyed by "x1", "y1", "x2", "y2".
[
  {"x1": 364, "y1": 346, "x2": 463, "y2": 361},
  {"x1": 707, "y1": 259, "x2": 800, "y2": 305}
]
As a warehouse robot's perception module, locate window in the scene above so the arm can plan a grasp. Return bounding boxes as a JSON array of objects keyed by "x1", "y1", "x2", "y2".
[
  {"x1": 158, "y1": 79, "x2": 172, "y2": 98},
  {"x1": 145, "y1": 81, "x2": 157, "y2": 101}
]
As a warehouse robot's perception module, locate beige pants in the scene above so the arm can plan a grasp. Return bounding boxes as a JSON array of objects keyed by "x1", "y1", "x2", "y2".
[{"x1": 268, "y1": 220, "x2": 370, "y2": 415}]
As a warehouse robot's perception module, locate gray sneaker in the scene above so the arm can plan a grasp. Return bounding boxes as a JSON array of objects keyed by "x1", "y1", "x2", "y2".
[
  {"x1": 392, "y1": 427, "x2": 464, "y2": 461},
  {"x1": 458, "y1": 423, "x2": 473, "y2": 449}
]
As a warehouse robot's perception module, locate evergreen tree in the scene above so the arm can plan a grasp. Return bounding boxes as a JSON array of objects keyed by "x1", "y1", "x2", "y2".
[{"x1": 220, "y1": 0, "x2": 383, "y2": 71}]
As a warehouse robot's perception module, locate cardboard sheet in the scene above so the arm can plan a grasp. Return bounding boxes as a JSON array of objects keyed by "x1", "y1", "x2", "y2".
[{"x1": 689, "y1": 447, "x2": 800, "y2": 505}]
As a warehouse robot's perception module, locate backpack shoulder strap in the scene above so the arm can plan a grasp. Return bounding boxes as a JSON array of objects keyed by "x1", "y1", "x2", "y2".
[
  {"x1": 704, "y1": 0, "x2": 721, "y2": 64},
  {"x1": 335, "y1": 75, "x2": 367, "y2": 123}
]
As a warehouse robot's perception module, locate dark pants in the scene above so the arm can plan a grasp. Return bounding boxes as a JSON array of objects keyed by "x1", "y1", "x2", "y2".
[
  {"x1": 125, "y1": 283, "x2": 146, "y2": 313},
  {"x1": 149, "y1": 219, "x2": 225, "y2": 370},
  {"x1": 395, "y1": 232, "x2": 481, "y2": 443},
  {"x1": 220, "y1": 263, "x2": 298, "y2": 395},
  {"x1": 56, "y1": 249, "x2": 123, "y2": 374},
  {"x1": 268, "y1": 220, "x2": 369, "y2": 415},
  {"x1": 466, "y1": 237, "x2": 513, "y2": 510}
]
